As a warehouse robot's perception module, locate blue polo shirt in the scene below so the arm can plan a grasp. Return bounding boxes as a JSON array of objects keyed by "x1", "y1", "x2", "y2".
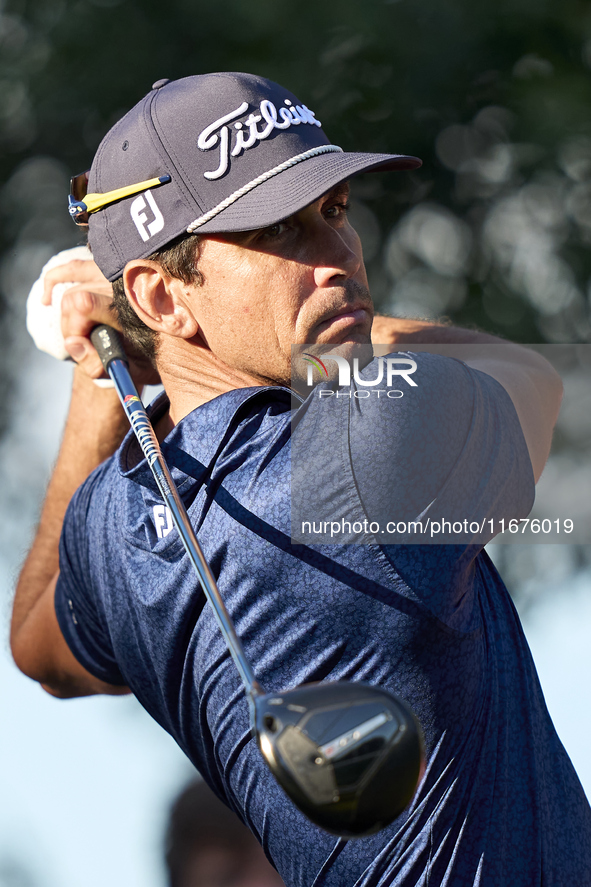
[{"x1": 55, "y1": 352, "x2": 591, "y2": 886}]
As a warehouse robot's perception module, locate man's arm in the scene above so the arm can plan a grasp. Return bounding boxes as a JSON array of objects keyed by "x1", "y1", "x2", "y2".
[
  {"x1": 11, "y1": 267, "x2": 156, "y2": 698},
  {"x1": 371, "y1": 315, "x2": 563, "y2": 483},
  {"x1": 10, "y1": 367, "x2": 132, "y2": 697}
]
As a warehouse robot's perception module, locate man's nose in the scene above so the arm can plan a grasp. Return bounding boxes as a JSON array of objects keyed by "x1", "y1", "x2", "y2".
[{"x1": 311, "y1": 222, "x2": 362, "y2": 288}]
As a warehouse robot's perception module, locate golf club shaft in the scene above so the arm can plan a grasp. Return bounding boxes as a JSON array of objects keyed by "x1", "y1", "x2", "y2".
[{"x1": 90, "y1": 325, "x2": 263, "y2": 699}]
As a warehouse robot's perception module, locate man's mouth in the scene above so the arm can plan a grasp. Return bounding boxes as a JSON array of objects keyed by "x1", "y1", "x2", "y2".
[
  {"x1": 316, "y1": 306, "x2": 370, "y2": 335},
  {"x1": 308, "y1": 279, "x2": 374, "y2": 342}
]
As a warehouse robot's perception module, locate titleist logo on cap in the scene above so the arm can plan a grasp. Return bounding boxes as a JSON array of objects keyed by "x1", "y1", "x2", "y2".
[{"x1": 197, "y1": 98, "x2": 323, "y2": 180}]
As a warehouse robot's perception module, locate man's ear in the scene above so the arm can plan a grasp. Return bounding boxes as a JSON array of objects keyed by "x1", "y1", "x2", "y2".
[{"x1": 122, "y1": 260, "x2": 199, "y2": 339}]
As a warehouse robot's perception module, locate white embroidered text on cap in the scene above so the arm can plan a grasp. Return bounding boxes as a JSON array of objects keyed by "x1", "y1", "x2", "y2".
[{"x1": 197, "y1": 98, "x2": 323, "y2": 181}]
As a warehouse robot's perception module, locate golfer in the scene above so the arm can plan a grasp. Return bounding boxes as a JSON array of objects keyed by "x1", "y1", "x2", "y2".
[{"x1": 11, "y1": 73, "x2": 591, "y2": 885}]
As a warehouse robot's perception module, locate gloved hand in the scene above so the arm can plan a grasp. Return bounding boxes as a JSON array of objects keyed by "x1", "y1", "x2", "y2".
[{"x1": 26, "y1": 245, "x2": 114, "y2": 386}]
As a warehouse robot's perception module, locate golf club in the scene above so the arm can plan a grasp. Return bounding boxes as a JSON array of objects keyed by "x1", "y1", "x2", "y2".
[{"x1": 90, "y1": 324, "x2": 425, "y2": 838}]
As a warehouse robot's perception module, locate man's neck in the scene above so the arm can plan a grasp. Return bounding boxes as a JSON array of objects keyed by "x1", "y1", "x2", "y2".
[{"x1": 155, "y1": 335, "x2": 273, "y2": 428}]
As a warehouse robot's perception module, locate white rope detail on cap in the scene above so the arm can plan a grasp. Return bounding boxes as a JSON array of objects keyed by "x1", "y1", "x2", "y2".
[{"x1": 186, "y1": 144, "x2": 344, "y2": 233}]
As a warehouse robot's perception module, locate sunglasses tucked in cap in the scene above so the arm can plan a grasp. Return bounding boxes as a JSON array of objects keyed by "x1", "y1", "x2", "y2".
[
  {"x1": 78, "y1": 72, "x2": 421, "y2": 281},
  {"x1": 68, "y1": 172, "x2": 172, "y2": 226}
]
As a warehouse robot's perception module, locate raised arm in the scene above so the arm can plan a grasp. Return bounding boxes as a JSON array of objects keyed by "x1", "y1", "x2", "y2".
[
  {"x1": 11, "y1": 260, "x2": 156, "y2": 698},
  {"x1": 371, "y1": 315, "x2": 563, "y2": 483},
  {"x1": 11, "y1": 367, "x2": 132, "y2": 697}
]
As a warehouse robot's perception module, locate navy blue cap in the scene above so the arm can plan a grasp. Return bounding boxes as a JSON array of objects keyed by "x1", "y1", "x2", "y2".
[{"x1": 86, "y1": 72, "x2": 421, "y2": 281}]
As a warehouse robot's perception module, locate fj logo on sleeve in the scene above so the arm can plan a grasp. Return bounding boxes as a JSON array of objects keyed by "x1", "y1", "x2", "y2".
[
  {"x1": 130, "y1": 190, "x2": 165, "y2": 242},
  {"x1": 153, "y1": 504, "x2": 174, "y2": 539}
]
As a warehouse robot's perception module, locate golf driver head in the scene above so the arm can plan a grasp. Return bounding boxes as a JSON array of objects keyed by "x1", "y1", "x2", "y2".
[{"x1": 254, "y1": 681, "x2": 424, "y2": 837}]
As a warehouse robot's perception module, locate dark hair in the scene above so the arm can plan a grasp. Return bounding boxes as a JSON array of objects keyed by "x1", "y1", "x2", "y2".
[
  {"x1": 165, "y1": 779, "x2": 255, "y2": 887},
  {"x1": 111, "y1": 232, "x2": 202, "y2": 364}
]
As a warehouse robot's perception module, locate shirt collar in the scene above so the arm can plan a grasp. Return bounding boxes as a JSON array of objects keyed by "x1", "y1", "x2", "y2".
[{"x1": 118, "y1": 385, "x2": 296, "y2": 494}]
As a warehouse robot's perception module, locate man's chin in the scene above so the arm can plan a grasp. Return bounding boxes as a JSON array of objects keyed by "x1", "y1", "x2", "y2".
[{"x1": 290, "y1": 340, "x2": 375, "y2": 394}]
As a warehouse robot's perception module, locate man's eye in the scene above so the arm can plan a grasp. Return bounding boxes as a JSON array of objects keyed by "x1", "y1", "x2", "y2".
[
  {"x1": 261, "y1": 222, "x2": 288, "y2": 238},
  {"x1": 324, "y1": 202, "x2": 351, "y2": 218}
]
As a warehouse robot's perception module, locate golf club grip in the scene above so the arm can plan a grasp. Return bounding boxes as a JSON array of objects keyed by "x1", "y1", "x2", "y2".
[
  {"x1": 90, "y1": 324, "x2": 127, "y2": 370},
  {"x1": 90, "y1": 325, "x2": 261, "y2": 697}
]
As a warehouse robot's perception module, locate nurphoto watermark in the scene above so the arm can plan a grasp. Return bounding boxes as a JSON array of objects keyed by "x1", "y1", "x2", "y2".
[{"x1": 291, "y1": 344, "x2": 591, "y2": 545}]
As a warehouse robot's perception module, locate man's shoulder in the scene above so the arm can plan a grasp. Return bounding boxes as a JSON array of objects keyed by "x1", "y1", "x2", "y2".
[{"x1": 296, "y1": 350, "x2": 478, "y2": 451}]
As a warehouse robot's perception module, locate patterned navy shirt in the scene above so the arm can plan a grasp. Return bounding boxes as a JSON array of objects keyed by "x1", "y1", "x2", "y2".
[{"x1": 55, "y1": 352, "x2": 591, "y2": 886}]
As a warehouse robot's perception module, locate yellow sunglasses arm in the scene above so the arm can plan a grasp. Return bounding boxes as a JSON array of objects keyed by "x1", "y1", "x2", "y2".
[{"x1": 83, "y1": 175, "x2": 171, "y2": 213}]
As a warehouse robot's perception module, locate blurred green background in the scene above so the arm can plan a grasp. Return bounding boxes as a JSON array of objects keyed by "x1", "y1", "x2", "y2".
[
  {"x1": 3, "y1": 0, "x2": 591, "y2": 394},
  {"x1": 1, "y1": 3, "x2": 591, "y2": 884}
]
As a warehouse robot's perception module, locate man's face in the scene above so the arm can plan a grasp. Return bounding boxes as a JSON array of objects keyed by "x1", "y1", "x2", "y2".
[{"x1": 184, "y1": 182, "x2": 373, "y2": 388}]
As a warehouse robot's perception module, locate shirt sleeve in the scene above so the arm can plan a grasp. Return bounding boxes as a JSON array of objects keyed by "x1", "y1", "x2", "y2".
[
  {"x1": 291, "y1": 351, "x2": 535, "y2": 629},
  {"x1": 349, "y1": 352, "x2": 535, "y2": 629},
  {"x1": 54, "y1": 468, "x2": 127, "y2": 686},
  {"x1": 348, "y1": 351, "x2": 535, "y2": 543}
]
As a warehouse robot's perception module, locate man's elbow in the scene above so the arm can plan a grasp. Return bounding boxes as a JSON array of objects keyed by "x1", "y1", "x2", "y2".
[
  {"x1": 10, "y1": 627, "x2": 110, "y2": 699},
  {"x1": 10, "y1": 627, "x2": 40, "y2": 683},
  {"x1": 40, "y1": 680, "x2": 101, "y2": 699},
  {"x1": 528, "y1": 361, "x2": 564, "y2": 482},
  {"x1": 11, "y1": 585, "x2": 131, "y2": 698},
  {"x1": 11, "y1": 634, "x2": 75, "y2": 696},
  {"x1": 12, "y1": 652, "x2": 128, "y2": 699},
  {"x1": 546, "y1": 363, "x2": 564, "y2": 425}
]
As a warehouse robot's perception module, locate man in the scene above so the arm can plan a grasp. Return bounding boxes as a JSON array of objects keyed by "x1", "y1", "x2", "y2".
[
  {"x1": 165, "y1": 777, "x2": 285, "y2": 887},
  {"x1": 10, "y1": 73, "x2": 591, "y2": 885}
]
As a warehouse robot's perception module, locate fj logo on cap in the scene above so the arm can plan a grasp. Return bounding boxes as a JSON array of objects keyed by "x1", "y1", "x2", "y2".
[
  {"x1": 197, "y1": 98, "x2": 323, "y2": 181},
  {"x1": 130, "y1": 190, "x2": 165, "y2": 242}
]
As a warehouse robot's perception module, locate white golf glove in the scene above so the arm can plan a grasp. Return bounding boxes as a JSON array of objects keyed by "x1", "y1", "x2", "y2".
[{"x1": 26, "y1": 245, "x2": 114, "y2": 387}]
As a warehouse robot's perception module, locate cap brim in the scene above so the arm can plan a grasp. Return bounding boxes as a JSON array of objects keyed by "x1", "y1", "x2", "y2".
[{"x1": 193, "y1": 151, "x2": 421, "y2": 234}]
